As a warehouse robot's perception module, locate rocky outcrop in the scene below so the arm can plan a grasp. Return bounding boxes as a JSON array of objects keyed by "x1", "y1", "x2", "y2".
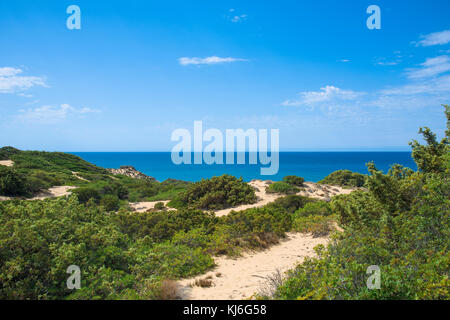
[{"x1": 107, "y1": 165, "x2": 155, "y2": 181}]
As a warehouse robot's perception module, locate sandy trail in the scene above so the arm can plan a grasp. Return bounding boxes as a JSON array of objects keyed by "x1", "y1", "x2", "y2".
[
  {"x1": 0, "y1": 160, "x2": 14, "y2": 167},
  {"x1": 71, "y1": 171, "x2": 89, "y2": 182},
  {"x1": 129, "y1": 200, "x2": 170, "y2": 212},
  {"x1": 178, "y1": 232, "x2": 329, "y2": 300}
]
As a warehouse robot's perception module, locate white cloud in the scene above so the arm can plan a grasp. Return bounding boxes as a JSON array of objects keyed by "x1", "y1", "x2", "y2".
[
  {"x1": 281, "y1": 85, "x2": 365, "y2": 107},
  {"x1": 230, "y1": 14, "x2": 247, "y2": 23},
  {"x1": 377, "y1": 61, "x2": 399, "y2": 66},
  {"x1": 0, "y1": 67, "x2": 47, "y2": 93},
  {"x1": 178, "y1": 56, "x2": 247, "y2": 66},
  {"x1": 406, "y1": 55, "x2": 450, "y2": 79},
  {"x1": 338, "y1": 59, "x2": 350, "y2": 63},
  {"x1": 415, "y1": 30, "x2": 450, "y2": 47},
  {"x1": 16, "y1": 104, "x2": 100, "y2": 124},
  {"x1": 382, "y1": 74, "x2": 450, "y2": 96}
]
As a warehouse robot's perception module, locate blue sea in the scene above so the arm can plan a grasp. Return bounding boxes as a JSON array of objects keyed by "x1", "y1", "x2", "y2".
[{"x1": 70, "y1": 152, "x2": 417, "y2": 182}]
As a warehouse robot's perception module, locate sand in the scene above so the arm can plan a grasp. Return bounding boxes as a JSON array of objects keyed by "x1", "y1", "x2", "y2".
[
  {"x1": 30, "y1": 186, "x2": 77, "y2": 200},
  {"x1": 129, "y1": 200, "x2": 170, "y2": 212},
  {"x1": 178, "y1": 232, "x2": 329, "y2": 300},
  {"x1": 298, "y1": 182, "x2": 356, "y2": 201},
  {"x1": 214, "y1": 180, "x2": 283, "y2": 217},
  {"x1": 214, "y1": 180, "x2": 357, "y2": 216},
  {"x1": 71, "y1": 171, "x2": 89, "y2": 182},
  {"x1": 0, "y1": 160, "x2": 14, "y2": 167}
]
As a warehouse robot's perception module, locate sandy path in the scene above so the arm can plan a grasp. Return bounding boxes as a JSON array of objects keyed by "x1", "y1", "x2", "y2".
[
  {"x1": 71, "y1": 171, "x2": 89, "y2": 182},
  {"x1": 0, "y1": 160, "x2": 14, "y2": 167},
  {"x1": 178, "y1": 232, "x2": 329, "y2": 300},
  {"x1": 129, "y1": 200, "x2": 170, "y2": 212}
]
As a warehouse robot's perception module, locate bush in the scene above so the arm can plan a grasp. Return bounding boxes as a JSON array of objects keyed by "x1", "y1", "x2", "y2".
[
  {"x1": 283, "y1": 175, "x2": 305, "y2": 186},
  {"x1": 100, "y1": 194, "x2": 120, "y2": 211},
  {"x1": 172, "y1": 175, "x2": 257, "y2": 210},
  {"x1": 154, "y1": 202, "x2": 165, "y2": 210},
  {"x1": 0, "y1": 166, "x2": 28, "y2": 196},
  {"x1": 292, "y1": 215, "x2": 334, "y2": 237},
  {"x1": 73, "y1": 187, "x2": 101, "y2": 203},
  {"x1": 294, "y1": 201, "x2": 332, "y2": 217},
  {"x1": 270, "y1": 195, "x2": 313, "y2": 214},
  {"x1": 319, "y1": 170, "x2": 366, "y2": 188},
  {"x1": 266, "y1": 181, "x2": 299, "y2": 194}
]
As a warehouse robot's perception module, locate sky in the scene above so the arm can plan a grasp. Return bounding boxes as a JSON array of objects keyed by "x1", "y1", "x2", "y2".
[{"x1": 1, "y1": 0, "x2": 449, "y2": 151}]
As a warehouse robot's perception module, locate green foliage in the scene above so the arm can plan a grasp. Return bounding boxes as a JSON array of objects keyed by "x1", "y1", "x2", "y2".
[
  {"x1": 266, "y1": 181, "x2": 300, "y2": 194},
  {"x1": 0, "y1": 166, "x2": 28, "y2": 196},
  {"x1": 270, "y1": 195, "x2": 313, "y2": 214},
  {"x1": 100, "y1": 195, "x2": 120, "y2": 212},
  {"x1": 319, "y1": 170, "x2": 366, "y2": 187},
  {"x1": 169, "y1": 175, "x2": 257, "y2": 210},
  {"x1": 409, "y1": 105, "x2": 449, "y2": 174},
  {"x1": 283, "y1": 175, "x2": 305, "y2": 186},
  {"x1": 154, "y1": 202, "x2": 165, "y2": 210},
  {"x1": 292, "y1": 215, "x2": 334, "y2": 237},
  {"x1": 268, "y1": 106, "x2": 450, "y2": 300},
  {"x1": 73, "y1": 187, "x2": 101, "y2": 204},
  {"x1": 295, "y1": 201, "x2": 332, "y2": 217}
]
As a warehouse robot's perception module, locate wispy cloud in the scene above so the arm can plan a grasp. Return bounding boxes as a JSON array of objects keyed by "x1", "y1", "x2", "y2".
[
  {"x1": 227, "y1": 9, "x2": 248, "y2": 23},
  {"x1": 337, "y1": 59, "x2": 350, "y2": 63},
  {"x1": 406, "y1": 55, "x2": 450, "y2": 79},
  {"x1": 178, "y1": 56, "x2": 248, "y2": 66},
  {"x1": 281, "y1": 85, "x2": 365, "y2": 107},
  {"x1": 415, "y1": 30, "x2": 450, "y2": 47},
  {"x1": 16, "y1": 104, "x2": 100, "y2": 124},
  {"x1": 0, "y1": 67, "x2": 47, "y2": 93}
]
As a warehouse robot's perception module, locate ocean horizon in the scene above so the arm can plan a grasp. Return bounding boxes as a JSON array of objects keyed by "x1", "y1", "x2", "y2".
[{"x1": 71, "y1": 151, "x2": 417, "y2": 182}]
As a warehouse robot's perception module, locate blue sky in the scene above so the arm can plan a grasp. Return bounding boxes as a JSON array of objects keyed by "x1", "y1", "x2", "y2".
[{"x1": 1, "y1": 0, "x2": 449, "y2": 151}]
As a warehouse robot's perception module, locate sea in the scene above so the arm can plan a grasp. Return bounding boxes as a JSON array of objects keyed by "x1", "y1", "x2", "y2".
[{"x1": 70, "y1": 152, "x2": 417, "y2": 183}]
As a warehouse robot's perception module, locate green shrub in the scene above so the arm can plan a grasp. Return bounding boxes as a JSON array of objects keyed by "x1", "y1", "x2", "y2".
[
  {"x1": 73, "y1": 187, "x2": 101, "y2": 203},
  {"x1": 292, "y1": 215, "x2": 334, "y2": 237},
  {"x1": 283, "y1": 175, "x2": 305, "y2": 186},
  {"x1": 270, "y1": 195, "x2": 313, "y2": 214},
  {"x1": 173, "y1": 175, "x2": 257, "y2": 210},
  {"x1": 294, "y1": 201, "x2": 332, "y2": 217},
  {"x1": 0, "y1": 166, "x2": 28, "y2": 196},
  {"x1": 100, "y1": 194, "x2": 120, "y2": 211},
  {"x1": 154, "y1": 202, "x2": 165, "y2": 210},
  {"x1": 266, "y1": 181, "x2": 299, "y2": 194},
  {"x1": 319, "y1": 170, "x2": 366, "y2": 187}
]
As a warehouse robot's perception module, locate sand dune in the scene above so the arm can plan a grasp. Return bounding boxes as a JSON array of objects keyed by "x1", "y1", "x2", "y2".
[
  {"x1": 0, "y1": 160, "x2": 14, "y2": 167},
  {"x1": 31, "y1": 186, "x2": 77, "y2": 200},
  {"x1": 178, "y1": 232, "x2": 329, "y2": 300},
  {"x1": 214, "y1": 180, "x2": 357, "y2": 216},
  {"x1": 129, "y1": 200, "x2": 170, "y2": 212}
]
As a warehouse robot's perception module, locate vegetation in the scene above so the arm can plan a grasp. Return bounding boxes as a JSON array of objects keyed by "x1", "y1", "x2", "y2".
[
  {"x1": 262, "y1": 105, "x2": 450, "y2": 300},
  {"x1": 318, "y1": 169, "x2": 367, "y2": 188},
  {"x1": 168, "y1": 174, "x2": 257, "y2": 210},
  {"x1": 0, "y1": 147, "x2": 191, "y2": 207},
  {"x1": 283, "y1": 175, "x2": 305, "y2": 186},
  {"x1": 266, "y1": 181, "x2": 300, "y2": 194},
  {"x1": 1, "y1": 106, "x2": 448, "y2": 300}
]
